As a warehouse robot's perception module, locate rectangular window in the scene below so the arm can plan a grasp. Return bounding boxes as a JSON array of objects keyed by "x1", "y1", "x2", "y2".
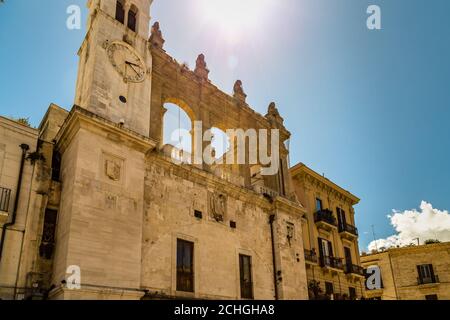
[
  {"x1": 316, "y1": 198, "x2": 323, "y2": 211},
  {"x1": 344, "y1": 246, "x2": 352, "y2": 265},
  {"x1": 127, "y1": 10, "x2": 137, "y2": 32},
  {"x1": 337, "y1": 207, "x2": 346, "y2": 230},
  {"x1": 425, "y1": 294, "x2": 438, "y2": 300},
  {"x1": 39, "y1": 209, "x2": 58, "y2": 259},
  {"x1": 417, "y1": 264, "x2": 436, "y2": 284},
  {"x1": 177, "y1": 239, "x2": 194, "y2": 292},
  {"x1": 349, "y1": 287, "x2": 357, "y2": 300},
  {"x1": 325, "y1": 282, "x2": 334, "y2": 295},
  {"x1": 239, "y1": 254, "x2": 254, "y2": 299},
  {"x1": 115, "y1": 1, "x2": 125, "y2": 24},
  {"x1": 0, "y1": 186, "x2": 11, "y2": 212}
]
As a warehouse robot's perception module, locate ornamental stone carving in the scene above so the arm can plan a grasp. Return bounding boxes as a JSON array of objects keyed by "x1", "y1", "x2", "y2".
[{"x1": 209, "y1": 192, "x2": 227, "y2": 222}]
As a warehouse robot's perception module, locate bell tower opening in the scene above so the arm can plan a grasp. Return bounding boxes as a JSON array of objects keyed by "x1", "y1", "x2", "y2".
[
  {"x1": 127, "y1": 5, "x2": 138, "y2": 32},
  {"x1": 115, "y1": 0, "x2": 125, "y2": 24}
]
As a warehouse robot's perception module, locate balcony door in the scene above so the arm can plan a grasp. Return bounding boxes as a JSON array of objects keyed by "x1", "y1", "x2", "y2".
[
  {"x1": 337, "y1": 207, "x2": 346, "y2": 230},
  {"x1": 318, "y1": 238, "x2": 333, "y2": 267},
  {"x1": 344, "y1": 246, "x2": 352, "y2": 266}
]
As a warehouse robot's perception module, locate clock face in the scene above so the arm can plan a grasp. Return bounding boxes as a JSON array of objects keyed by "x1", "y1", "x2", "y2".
[{"x1": 107, "y1": 41, "x2": 146, "y2": 83}]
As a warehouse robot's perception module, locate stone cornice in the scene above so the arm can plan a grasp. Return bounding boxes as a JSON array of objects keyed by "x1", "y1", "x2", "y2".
[
  {"x1": 0, "y1": 116, "x2": 39, "y2": 138},
  {"x1": 55, "y1": 105, "x2": 157, "y2": 154},
  {"x1": 147, "y1": 152, "x2": 305, "y2": 217},
  {"x1": 291, "y1": 162, "x2": 360, "y2": 205},
  {"x1": 361, "y1": 242, "x2": 450, "y2": 260}
]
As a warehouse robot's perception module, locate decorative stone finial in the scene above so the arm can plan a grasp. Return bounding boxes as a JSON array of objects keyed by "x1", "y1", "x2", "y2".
[
  {"x1": 194, "y1": 54, "x2": 210, "y2": 81},
  {"x1": 233, "y1": 80, "x2": 247, "y2": 102},
  {"x1": 149, "y1": 22, "x2": 165, "y2": 49},
  {"x1": 265, "y1": 102, "x2": 284, "y2": 128}
]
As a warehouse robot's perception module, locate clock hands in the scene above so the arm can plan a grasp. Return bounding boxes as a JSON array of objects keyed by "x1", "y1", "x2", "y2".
[{"x1": 125, "y1": 61, "x2": 141, "y2": 77}]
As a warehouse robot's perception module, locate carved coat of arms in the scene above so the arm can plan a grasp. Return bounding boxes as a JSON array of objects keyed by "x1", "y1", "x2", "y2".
[{"x1": 105, "y1": 160, "x2": 121, "y2": 181}]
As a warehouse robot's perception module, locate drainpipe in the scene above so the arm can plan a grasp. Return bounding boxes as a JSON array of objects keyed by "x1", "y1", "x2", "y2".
[
  {"x1": 269, "y1": 214, "x2": 279, "y2": 300},
  {"x1": 0, "y1": 144, "x2": 30, "y2": 262}
]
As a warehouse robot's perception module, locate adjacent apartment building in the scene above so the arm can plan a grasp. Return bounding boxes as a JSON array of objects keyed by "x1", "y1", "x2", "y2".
[
  {"x1": 361, "y1": 242, "x2": 450, "y2": 300},
  {"x1": 291, "y1": 163, "x2": 365, "y2": 300}
]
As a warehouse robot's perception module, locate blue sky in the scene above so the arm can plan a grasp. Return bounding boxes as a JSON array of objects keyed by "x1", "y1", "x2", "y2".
[{"x1": 1, "y1": 0, "x2": 449, "y2": 250}]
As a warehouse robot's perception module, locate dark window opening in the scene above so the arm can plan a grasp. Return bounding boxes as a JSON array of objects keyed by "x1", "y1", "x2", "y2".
[
  {"x1": 337, "y1": 207, "x2": 346, "y2": 230},
  {"x1": 325, "y1": 282, "x2": 334, "y2": 296},
  {"x1": 230, "y1": 221, "x2": 237, "y2": 229},
  {"x1": 115, "y1": 1, "x2": 125, "y2": 24},
  {"x1": 51, "y1": 151, "x2": 61, "y2": 181},
  {"x1": 177, "y1": 239, "x2": 194, "y2": 292},
  {"x1": 39, "y1": 209, "x2": 58, "y2": 260},
  {"x1": 349, "y1": 287, "x2": 357, "y2": 300},
  {"x1": 425, "y1": 294, "x2": 438, "y2": 300},
  {"x1": 344, "y1": 246, "x2": 352, "y2": 266},
  {"x1": 0, "y1": 187, "x2": 11, "y2": 213},
  {"x1": 194, "y1": 210, "x2": 203, "y2": 219},
  {"x1": 127, "y1": 8, "x2": 137, "y2": 32},
  {"x1": 417, "y1": 264, "x2": 437, "y2": 284},
  {"x1": 239, "y1": 254, "x2": 254, "y2": 299}
]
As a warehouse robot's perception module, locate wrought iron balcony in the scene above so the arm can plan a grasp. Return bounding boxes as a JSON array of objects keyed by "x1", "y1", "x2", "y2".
[
  {"x1": 314, "y1": 209, "x2": 337, "y2": 230},
  {"x1": 339, "y1": 223, "x2": 359, "y2": 238},
  {"x1": 320, "y1": 255, "x2": 344, "y2": 270},
  {"x1": 304, "y1": 249, "x2": 318, "y2": 264},
  {"x1": 345, "y1": 264, "x2": 365, "y2": 276},
  {"x1": 0, "y1": 186, "x2": 12, "y2": 213},
  {"x1": 418, "y1": 275, "x2": 439, "y2": 285}
]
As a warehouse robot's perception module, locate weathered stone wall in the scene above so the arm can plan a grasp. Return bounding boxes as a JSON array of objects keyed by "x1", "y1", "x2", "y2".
[
  {"x1": 0, "y1": 117, "x2": 39, "y2": 299},
  {"x1": 141, "y1": 154, "x2": 308, "y2": 299},
  {"x1": 361, "y1": 243, "x2": 450, "y2": 300}
]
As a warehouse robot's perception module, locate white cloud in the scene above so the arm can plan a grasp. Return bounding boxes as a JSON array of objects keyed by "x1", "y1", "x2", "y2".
[{"x1": 368, "y1": 201, "x2": 450, "y2": 251}]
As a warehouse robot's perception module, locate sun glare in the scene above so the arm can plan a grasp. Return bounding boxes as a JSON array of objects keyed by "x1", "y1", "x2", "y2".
[{"x1": 198, "y1": 0, "x2": 272, "y2": 38}]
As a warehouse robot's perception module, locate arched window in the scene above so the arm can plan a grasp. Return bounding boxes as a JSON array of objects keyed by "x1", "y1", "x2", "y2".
[
  {"x1": 163, "y1": 103, "x2": 193, "y2": 164},
  {"x1": 127, "y1": 5, "x2": 138, "y2": 32},
  {"x1": 115, "y1": 0, "x2": 125, "y2": 24}
]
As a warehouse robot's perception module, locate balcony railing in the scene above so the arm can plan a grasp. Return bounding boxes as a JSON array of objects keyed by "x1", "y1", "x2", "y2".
[
  {"x1": 314, "y1": 209, "x2": 337, "y2": 227},
  {"x1": 0, "y1": 187, "x2": 12, "y2": 213},
  {"x1": 304, "y1": 249, "x2": 318, "y2": 264},
  {"x1": 345, "y1": 264, "x2": 365, "y2": 276},
  {"x1": 339, "y1": 223, "x2": 359, "y2": 236},
  {"x1": 320, "y1": 255, "x2": 344, "y2": 270},
  {"x1": 418, "y1": 275, "x2": 439, "y2": 285}
]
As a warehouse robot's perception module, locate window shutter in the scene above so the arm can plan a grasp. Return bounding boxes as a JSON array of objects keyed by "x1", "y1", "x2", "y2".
[
  {"x1": 328, "y1": 241, "x2": 334, "y2": 257},
  {"x1": 429, "y1": 264, "x2": 435, "y2": 281},
  {"x1": 417, "y1": 265, "x2": 423, "y2": 282}
]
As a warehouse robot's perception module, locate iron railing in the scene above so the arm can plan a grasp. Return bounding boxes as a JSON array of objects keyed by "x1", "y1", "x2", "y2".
[
  {"x1": 339, "y1": 223, "x2": 359, "y2": 236},
  {"x1": 304, "y1": 249, "x2": 318, "y2": 263},
  {"x1": 314, "y1": 209, "x2": 337, "y2": 226},
  {"x1": 345, "y1": 264, "x2": 365, "y2": 276},
  {"x1": 321, "y1": 255, "x2": 344, "y2": 270}
]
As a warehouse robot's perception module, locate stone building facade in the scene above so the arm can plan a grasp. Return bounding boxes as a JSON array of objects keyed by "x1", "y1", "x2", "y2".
[
  {"x1": 290, "y1": 163, "x2": 365, "y2": 300},
  {"x1": 0, "y1": 0, "x2": 311, "y2": 300},
  {"x1": 361, "y1": 242, "x2": 450, "y2": 300}
]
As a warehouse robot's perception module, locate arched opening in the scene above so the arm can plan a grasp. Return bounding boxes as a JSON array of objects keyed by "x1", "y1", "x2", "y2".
[
  {"x1": 127, "y1": 5, "x2": 138, "y2": 32},
  {"x1": 209, "y1": 127, "x2": 231, "y2": 161},
  {"x1": 115, "y1": 0, "x2": 125, "y2": 24},
  {"x1": 163, "y1": 103, "x2": 193, "y2": 164}
]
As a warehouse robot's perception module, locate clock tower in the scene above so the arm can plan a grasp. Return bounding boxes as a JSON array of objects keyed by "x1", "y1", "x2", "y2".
[{"x1": 75, "y1": 0, "x2": 153, "y2": 136}]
